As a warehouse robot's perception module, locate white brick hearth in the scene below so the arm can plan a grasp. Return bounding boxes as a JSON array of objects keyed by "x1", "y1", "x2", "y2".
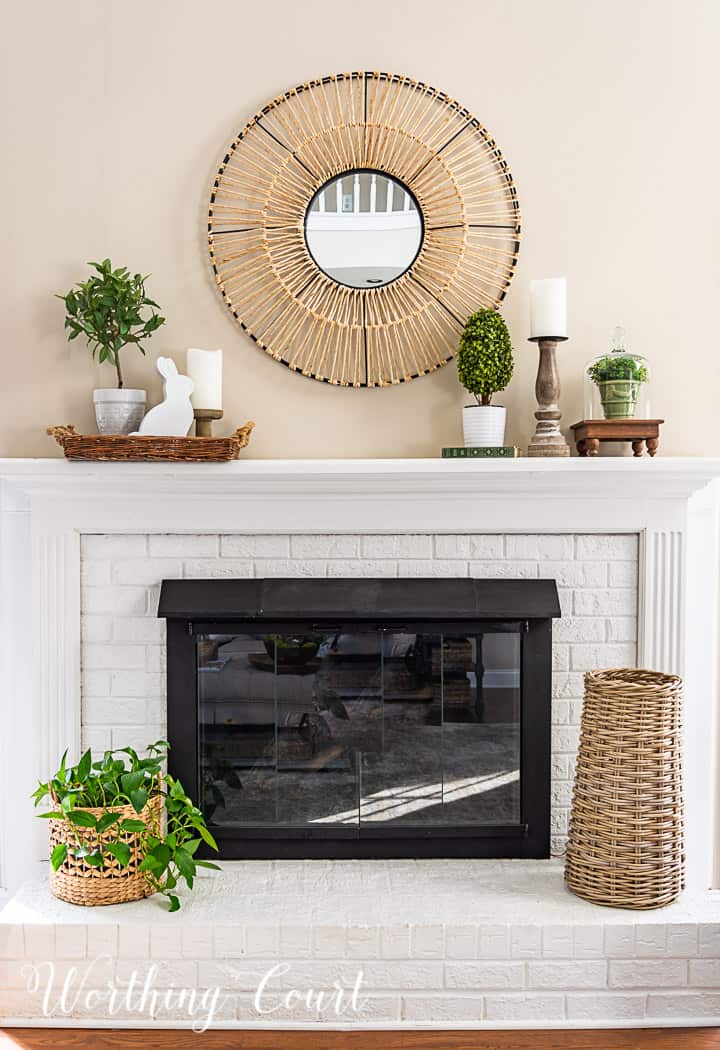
[
  {"x1": 79, "y1": 531, "x2": 638, "y2": 856},
  {"x1": 1, "y1": 457, "x2": 719, "y2": 1030}
]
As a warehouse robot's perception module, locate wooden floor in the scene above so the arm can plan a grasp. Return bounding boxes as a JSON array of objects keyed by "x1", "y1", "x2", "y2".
[{"x1": 1, "y1": 1030, "x2": 719, "y2": 1050}]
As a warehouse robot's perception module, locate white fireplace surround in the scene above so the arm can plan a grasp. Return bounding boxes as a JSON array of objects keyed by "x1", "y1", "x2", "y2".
[{"x1": 1, "y1": 456, "x2": 719, "y2": 897}]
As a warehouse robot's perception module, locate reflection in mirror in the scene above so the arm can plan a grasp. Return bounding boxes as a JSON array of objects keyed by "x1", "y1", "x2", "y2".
[{"x1": 305, "y1": 171, "x2": 423, "y2": 288}]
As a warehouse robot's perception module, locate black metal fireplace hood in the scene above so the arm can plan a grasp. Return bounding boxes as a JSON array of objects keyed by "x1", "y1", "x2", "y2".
[{"x1": 158, "y1": 577, "x2": 561, "y2": 624}]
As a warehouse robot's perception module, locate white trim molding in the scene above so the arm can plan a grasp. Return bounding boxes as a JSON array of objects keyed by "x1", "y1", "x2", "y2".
[{"x1": 1, "y1": 457, "x2": 719, "y2": 894}]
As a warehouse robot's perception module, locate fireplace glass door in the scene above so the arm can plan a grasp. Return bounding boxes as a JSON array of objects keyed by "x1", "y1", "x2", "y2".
[{"x1": 196, "y1": 625, "x2": 522, "y2": 833}]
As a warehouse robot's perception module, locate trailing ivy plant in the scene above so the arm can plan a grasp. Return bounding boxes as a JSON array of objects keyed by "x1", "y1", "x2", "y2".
[
  {"x1": 32, "y1": 741, "x2": 219, "y2": 912},
  {"x1": 57, "y1": 259, "x2": 166, "y2": 388},
  {"x1": 587, "y1": 354, "x2": 648, "y2": 384},
  {"x1": 457, "y1": 308, "x2": 514, "y2": 406}
]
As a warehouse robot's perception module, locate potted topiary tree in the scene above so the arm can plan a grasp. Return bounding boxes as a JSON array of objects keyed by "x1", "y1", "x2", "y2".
[
  {"x1": 58, "y1": 259, "x2": 166, "y2": 434},
  {"x1": 457, "y1": 308, "x2": 514, "y2": 447},
  {"x1": 587, "y1": 354, "x2": 649, "y2": 419}
]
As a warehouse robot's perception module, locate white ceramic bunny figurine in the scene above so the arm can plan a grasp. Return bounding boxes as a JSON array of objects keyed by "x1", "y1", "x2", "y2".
[{"x1": 135, "y1": 357, "x2": 195, "y2": 437}]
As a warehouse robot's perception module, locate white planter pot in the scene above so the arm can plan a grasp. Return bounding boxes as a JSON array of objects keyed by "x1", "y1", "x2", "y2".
[
  {"x1": 93, "y1": 389, "x2": 147, "y2": 435},
  {"x1": 462, "y1": 404, "x2": 506, "y2": 448}
]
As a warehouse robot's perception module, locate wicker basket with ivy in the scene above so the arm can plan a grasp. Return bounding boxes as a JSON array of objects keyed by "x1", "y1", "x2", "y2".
[{"x1": 33, "y1": 741, "x2": 219, "y2": 911}]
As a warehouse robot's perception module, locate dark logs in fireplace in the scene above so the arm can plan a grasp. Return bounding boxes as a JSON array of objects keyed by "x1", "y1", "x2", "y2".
[{"x1": 158, "y1": 578, "x2": 560, "y2": 859}]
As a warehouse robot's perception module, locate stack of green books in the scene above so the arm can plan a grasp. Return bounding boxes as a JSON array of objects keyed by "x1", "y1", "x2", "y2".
[{"x1": 442, "y1": 446, "x2": 518, "y2": 458}]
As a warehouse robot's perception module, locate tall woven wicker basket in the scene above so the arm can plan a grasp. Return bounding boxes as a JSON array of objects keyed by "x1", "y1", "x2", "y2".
[
  {"x1": 565, "y1": 668, "x2": 684, "y2": 910},
  {"x1": 48, "y1": 794, "x2": 162, "y2": 906}
]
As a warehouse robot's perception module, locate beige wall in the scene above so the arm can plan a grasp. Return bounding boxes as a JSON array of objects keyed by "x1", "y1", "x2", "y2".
[{"x1": 1, "y1": 0, "x2": 718, "y2": 458}]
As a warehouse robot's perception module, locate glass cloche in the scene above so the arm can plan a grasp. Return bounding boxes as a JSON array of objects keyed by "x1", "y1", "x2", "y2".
[{"x1": 584, "y1": 326, "x2": 651, "y2": 420}]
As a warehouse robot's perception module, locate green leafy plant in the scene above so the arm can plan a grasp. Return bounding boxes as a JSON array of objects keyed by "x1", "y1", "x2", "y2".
[
  {"x1": 587, "y1": 355, "x2": 648, "y2": 384},
  {"x1": 457, "y1": 308, "x2": 513, "y2": 406},
  {"x1": 57, "y1": 259, "x2": 165, "y2": 388},
  {"x1": 32, "y1": 741, "x2": 219, "y2": 913}
]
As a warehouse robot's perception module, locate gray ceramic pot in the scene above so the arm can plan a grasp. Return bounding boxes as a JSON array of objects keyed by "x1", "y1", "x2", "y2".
[{"x1": 93, "y1": 389, "x2": 147, "y2": 435}]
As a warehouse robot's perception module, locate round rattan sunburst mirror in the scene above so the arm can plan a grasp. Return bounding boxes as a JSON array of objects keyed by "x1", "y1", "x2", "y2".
[{"x1": 208, "y1": 72, "x2": 521, "y2": 387}]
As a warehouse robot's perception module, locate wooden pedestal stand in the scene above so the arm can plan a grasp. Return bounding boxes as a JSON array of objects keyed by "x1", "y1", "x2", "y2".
[
  {"x1": 570, "y1": 418, "x2": 664, "y2": 457},
  {"x1": 194, "y1": 409, "x2": 223, "y2": 437},
  {"x1": 527, "y1": 337, "x2": 571, "y2": 458}
]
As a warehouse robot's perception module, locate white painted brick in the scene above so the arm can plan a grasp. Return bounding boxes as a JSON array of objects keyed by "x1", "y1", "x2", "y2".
[
  {"x1": 551, "y1": 700, "x2": 570, "y2": 725},
  {"x1": 553, "y1": 618, "x2": 605, "y2": 643},
  {"x1": 198, "y1": 959, "x2": 265, "y2": 990},
  {"x1": 54, "y1": 925, "x2": 87, "y2": 960},
  {"x1": 0, "y1": 925, "x2": 24, "y2": 959},
  {"x1": 279, "y1": 926, "x2": 311, "y2": 959},
  {"x1": 434, "y1": 535, "x2": 503, "y2": 560},
  {"x1": 82, "y1": 670, "x2": 110, "y2": 696},
  {"x1": 254, "y1": 558, "x2": 328, "y2": 578},
  {"x1": 112, "y1": 559, "x2": 183, "y2": 586},
  {"x1": 479, "y1": 925, "x2": 511, "y2": 959},
  {"x1": 381, "y1": 925, "x2": 411, "y2": 959},
  {"x1": 551, "y1": 754, "x2": 572, "y2": 779},
  {"x1": 566, "y1": 993, "x2": 646, "y2": 1020},
  {"x1": 112, "y1": 724, "x2": 165, "y2": 751},
  {"x1": 552, "y1": 672, "x2": 585, "y2": 700},
  {"x1": 326, "y1": 559, "x2": 397, "y2": 578},
  {"x1": 398, "y1": 560, "x2": 468, "y2": 578},
  {"x1": 552, "y1": 645, "x2": 569, "y2": 672},
  {"x1": 117, "y1": 926, "x2": 149, "y2": 958},
  {"x1": 81, "y1": 727, "x2": 113, "y2": 752},
  {"x1": 445, "y1": 961, "x2": 524, "y2": 990},
  {"x1": 550, "y1": 781, "x2": 573, "y2": 808},
  {"x1": 541, "y1": 926, "x2": 573, "y2": 958},
  {"x1": 149, "y1": 535, "x2": 219, "y2": 557},
  {"x1": 213, "y1": 926, "x2": 245, "y2": 959},
  {"x1": 557, "y1": 588, "x2": 573, "y2": 616},
  {"x1": 110, "y1": 671, "x2": 163, "y2": 697},
  {"x1": 484, "y1": 993, "x2": 565, "y2": 1021},
  {"x1": 362, "y1": 534, "x2": 432, "y2": 558},
  {"x1": 402, "y1": 994, "x2": 484, "y2": 1021},
  {"x1": 82, "y1": 586, "x2": 148, "y2": 616},
  {"x1": 313, "y1": 926, "x2": 347, "y2": 958},
  {"x1": 505, "y1": 535, "x2": 574, "y2": 561},
  {"x1": 155, "y1": 990, "x2": 237, "y2": 1024},
  {"x1": 689, "y1": 959, "x2": 720, "y2": 986},
  {"x1": 411, "y1": 924, "x2": 444, "y2": 958},
  {"x1": 469, "y1": 561, "x2": 538, "y2": 579},
  {"x1": 115, "y1": 959, "x2": 198, "y2": 985},
  {"x1": 83, "y1": 699, "x2": 163, "y2": 726},
  {"x1": 552, "y1": 725, "x2": 580, "y2": 753},
  {"x1": 570, "y1": 643, "x2": 636, "y2": 670},
  {"x1": 550, "y1": 809, "x2": 569, "y2": 836},
  {"x1": 347, "y1": 924, "x2": 380, "y2": 958},
  {"x1": 145, "y1": 646, "x2": 165, "y2": 673},
  {"x1": 81, "y1": 615, "x2": 113, "y2": 643},
  {"x1": 647, "y1": 993, "x2": 720, "y2": 1019},
  {"x1": 699, "y1": 924, "x2": 720, "y2": 957},
  {"x1": 574, "y1": 589, "x2": 637, "y2": 617},
  {"x1": 635, "y1": 924, "x2": 667, "y2": 957},
  {"x1": 510, "y1": 926, "x2": 542, "y2": 959},
  {"x1": 82, "y1": 535, "x2": 148, "y2": 559},
  {"x1": 528, "y1": 961, "x2": 606, "y2": 989},
  {"x1": 183, "y1": 558, "x2": 253, "y2": 578},
  {"x1": 84, "y1": 644, "x2": 145, "y2": 670},
  {"x1": 542, "y1": 561, "x2": 607, "y2": 588},
  {"x1": 181, "y1": 926, "x2": 214, "y2": 959},
  {"x1": 667, "y1": 924, "x2": 698, "y2": 957},
  {"x1": 572, "y1": 926, "x2": 604, "y2": 958},
  {"x1": 150, "y1": 926, "x2": 182, "y2": 959},
  {"x1": 606, "y1": 617, "x2": 638, "y2": 642},
  {"x1": 576, "y1": 535, "x2": 638, "y2": 561},
  {"x1": 245, "y1": 925, "x2": 278, "y2": 957},
  {"x1": 112, "y1": 617, "x2": 165, "y2": 644},
  {"x1": 290, "y1": 535, "x2": 361, "y2": 559},
  {"x1": 609, "y1": 560, "x2": 639, "y2": 587},
  {"x1": 221, "y1": 535, "x2": 290, "y2": 558},
  {"x1": 445, "y1": 925, "x2": 477, "y2": 959},
  {"x1": 81, "y1": 561, "x2": 111, "y2": 586},
  {"x1": 360, "y1": 960, "x2": 443, "y2": 989},
  {"x1": 608, "y1": 958, "x2": 687, "y2": 988}
]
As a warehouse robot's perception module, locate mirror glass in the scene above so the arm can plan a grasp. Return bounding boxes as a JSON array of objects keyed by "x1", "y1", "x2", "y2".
[{"x1": 304, "y1": 171, "x2": 423, "y2": 288}]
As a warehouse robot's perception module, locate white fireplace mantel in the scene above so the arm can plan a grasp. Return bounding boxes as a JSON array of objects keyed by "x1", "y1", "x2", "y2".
[{"x1": 1, "y1": 456, "x2": 719, "y2": 896}]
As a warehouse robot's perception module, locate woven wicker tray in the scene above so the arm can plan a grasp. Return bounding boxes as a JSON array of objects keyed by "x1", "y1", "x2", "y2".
[{"x1": 47, "y1": 423, "x2": 254, "y2": 462}]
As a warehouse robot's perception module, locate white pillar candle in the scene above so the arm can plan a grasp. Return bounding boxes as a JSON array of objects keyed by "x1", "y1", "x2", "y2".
[
  {"x1": 529, "y1": 278, "x2": 567, "y2": 339},
  {"x1": 186, "y1": 348, "x2": 223, "y2": 409}
]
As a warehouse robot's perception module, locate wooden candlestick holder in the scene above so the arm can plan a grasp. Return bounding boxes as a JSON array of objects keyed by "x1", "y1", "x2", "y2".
[
  {"x1": 194, "y1": 409, "x2": 223, "y2": 437},
  {"x1": 527, "y1": 337, "x2": 571, "y2": 458}
]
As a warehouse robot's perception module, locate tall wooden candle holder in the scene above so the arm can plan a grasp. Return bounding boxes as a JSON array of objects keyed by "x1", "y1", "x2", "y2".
[
  {"x1": 527, "y1": 337, "x2": 571, "y2": 458},
  {"x1": 194, "y1": 409, "x2": 223, "y2": 438}
]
